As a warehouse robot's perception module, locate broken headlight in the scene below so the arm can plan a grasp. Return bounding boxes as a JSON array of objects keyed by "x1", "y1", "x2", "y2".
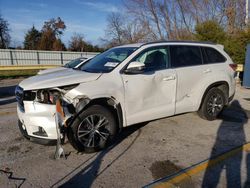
[
  {"x1": 35, "y1": 84, "x2": 79, "y2": 104},
  {"x1": 36, "y1": 90, "x2": 60, "y2": 104}
]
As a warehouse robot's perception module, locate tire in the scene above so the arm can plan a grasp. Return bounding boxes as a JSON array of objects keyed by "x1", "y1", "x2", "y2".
[
  {"x1": 67, "y1": 105, "x2": 117, "y2": 152},
  {"x1": 198, "y1": 87, "x2": 226, "y2": 121}
]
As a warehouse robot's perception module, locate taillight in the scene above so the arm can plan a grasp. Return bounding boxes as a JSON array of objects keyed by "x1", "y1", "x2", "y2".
[{"x1": 229, "y1": 64, "x2": 237, "y2": 71}]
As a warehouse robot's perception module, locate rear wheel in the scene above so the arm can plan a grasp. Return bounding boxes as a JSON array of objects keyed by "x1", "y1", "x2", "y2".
[
  {"x1": 198, "y1": 87, "x2": 226, "y2": 121},
  {"x1": 68, "y1": 105, "x2": 117, "y2": 152}
]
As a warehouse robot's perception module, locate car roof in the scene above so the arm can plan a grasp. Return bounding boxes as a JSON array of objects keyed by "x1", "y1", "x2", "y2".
[
  {"x1": 114, "y1": 40, "x2": 217, "y2": 49},
  {"x1": 113, "y1": 43, "x2": 144, "y2": 48},
  {"x1": 142, "y1": 40, "x2": 215, "y2": 46}
]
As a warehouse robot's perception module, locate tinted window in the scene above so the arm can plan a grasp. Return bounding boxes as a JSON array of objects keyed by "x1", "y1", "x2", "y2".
[
  {"x1": 202, "y1": 47, "x2": 226, "y2": 64},
  {"x1": 132, "y1": 47, "x2": 169, "y2": 71},
  {"x1": 170, "y1": 46, "x2": 202, "y2": 67}
]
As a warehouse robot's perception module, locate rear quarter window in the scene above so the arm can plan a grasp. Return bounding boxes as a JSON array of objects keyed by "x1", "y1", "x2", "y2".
[{"x1": 202, "y1": 47, "x2": 226, "y2": 64}]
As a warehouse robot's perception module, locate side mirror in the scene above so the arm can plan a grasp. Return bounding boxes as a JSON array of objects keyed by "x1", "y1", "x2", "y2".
[{"x1": 124, "y1": 61, "x2": 145, "y2": 74}]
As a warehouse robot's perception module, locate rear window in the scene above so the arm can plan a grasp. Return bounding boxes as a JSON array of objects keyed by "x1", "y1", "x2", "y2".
[
  {"x1": 202, "y1": 47, "x2": 226, "y2": 64},
  {"x1": 170, "y1": 45, "x2": 202, "y2": 68}
]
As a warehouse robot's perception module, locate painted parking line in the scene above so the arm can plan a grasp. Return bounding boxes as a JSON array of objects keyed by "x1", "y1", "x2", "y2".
[{"x1": 144, "y1": 143, "x2": 250, "y2": 188}]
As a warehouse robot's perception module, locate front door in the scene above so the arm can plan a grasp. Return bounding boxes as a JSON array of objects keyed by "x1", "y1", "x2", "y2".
[{"x1": 121, "y1": 46, "x2": 177, "y2": 125}]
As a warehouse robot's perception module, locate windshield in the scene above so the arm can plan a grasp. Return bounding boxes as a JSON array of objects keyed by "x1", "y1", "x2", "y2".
[
  {"x1": 81, "y1": 47, "x2": 137, "y2": 73},
  {"x1": 64, "y1": 58, "x2": 86, "y2": 68}
]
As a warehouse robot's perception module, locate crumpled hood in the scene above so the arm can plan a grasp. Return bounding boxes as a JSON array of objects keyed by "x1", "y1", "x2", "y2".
[{"x1": 19, "y1": 69, "x2": 102, "y2": 90}]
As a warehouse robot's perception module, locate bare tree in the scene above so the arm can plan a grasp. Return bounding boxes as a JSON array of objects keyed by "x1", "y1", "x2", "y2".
[
  {"x1": 125, "y1": 0, "x2": 164, "y2": 40},
  {"x1": 105, "y1": 12, "x2": 125, "y2": 45},
  {"x1": 103, "y1": 12, "x2": 149, "y2": 47},
  {"x1": 68, "y1": 33, "x2": 86, "y2": 51},
  {"x1": 123, "y1": 0, "x2": 246, "y2": 41},
  {"x1": 0, "y1": 14, "x2": 10, "y2": 49}
]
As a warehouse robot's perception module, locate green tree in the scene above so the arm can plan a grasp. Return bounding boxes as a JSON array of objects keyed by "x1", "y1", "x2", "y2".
[
  {"x1": 24, "y1": 26, "x2": 41, "y2": 50},
  {"x1": 0, "y1": 14, "x2": 10, "y2": 48},
  {"x1": 195, "y1": 20, "x2": 226, "y2": 43},
  {"x1": 224, "y1": 29, "x2": 250, "y2": 64}
]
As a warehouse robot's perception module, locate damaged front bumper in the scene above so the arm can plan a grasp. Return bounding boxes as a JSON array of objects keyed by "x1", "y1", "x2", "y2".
[
  {"x1": 16, "y1": 84, "x2": 91, "y2": 146},
  {"x1": 18, "y1": 119, "x2": 57, "y2": 145},
  {"x1": 17, "y1": 101, "x2": 58, "y2": 143}
]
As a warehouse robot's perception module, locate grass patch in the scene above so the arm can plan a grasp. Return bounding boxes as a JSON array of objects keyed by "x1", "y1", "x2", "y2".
[{"x1": 0, "y1": 70, "x2": 39, "y2": 78}]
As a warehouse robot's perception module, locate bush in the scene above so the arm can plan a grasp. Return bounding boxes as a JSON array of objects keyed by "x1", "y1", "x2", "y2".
[{"x1": 195, "y1": 20, "x2": 226, "y2": 43}]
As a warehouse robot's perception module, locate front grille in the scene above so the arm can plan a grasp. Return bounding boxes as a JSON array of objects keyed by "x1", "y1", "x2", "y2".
[{"x1": 15, "y1": 85, "x2": 25, "y2": 112}]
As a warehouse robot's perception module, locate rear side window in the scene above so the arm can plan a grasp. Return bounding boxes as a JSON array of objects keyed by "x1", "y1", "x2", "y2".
[
  {"x1": 170, "y1": 45, "x2": 202, "y2": 68},
  {"x1": 202, "y1": 47, "x2": 226, "y2": 64}
]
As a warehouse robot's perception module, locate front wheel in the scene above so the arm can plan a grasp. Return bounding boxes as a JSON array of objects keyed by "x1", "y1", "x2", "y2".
[
  {"x1": 198, "y1": 87, "x2": 226, "y2": 121},
  {"x1": 67, "y1": 105, "x2": 117, "y2": 152}
]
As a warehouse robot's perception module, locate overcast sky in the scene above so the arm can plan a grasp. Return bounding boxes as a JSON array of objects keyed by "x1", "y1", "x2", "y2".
[{"x1": 0, "y1": 0, "x2": 123, "y2": 47}]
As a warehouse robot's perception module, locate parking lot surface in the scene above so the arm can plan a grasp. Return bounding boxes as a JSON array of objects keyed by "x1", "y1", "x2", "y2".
[{"x1": 0, "y1": 78, "x2": 250, "y2": 188}]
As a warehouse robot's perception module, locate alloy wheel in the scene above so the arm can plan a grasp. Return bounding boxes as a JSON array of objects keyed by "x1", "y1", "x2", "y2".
[{"x1": 77, "y1": 114, "x2": 110, "y2": 148}]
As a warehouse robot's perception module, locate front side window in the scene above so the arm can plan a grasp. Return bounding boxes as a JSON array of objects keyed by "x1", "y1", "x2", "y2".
[
  {"x1": 131, "y1": 47, "x2": 169, "y2": 71},
  {"x1": 170, "y1": 45, "x2": 202, "y2": 68},
  {"x1": 202, "y1": 47, "x2": 226, "y2": 64},
  {"x1": 81, "y1": 47, "x2": 137, "y2": 73}
]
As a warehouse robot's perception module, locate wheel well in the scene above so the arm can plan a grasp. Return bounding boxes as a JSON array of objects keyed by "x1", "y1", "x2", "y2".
[
  {"x1": 74, "y1": 97, "x2": 123, "y2": 131},
  {"x1": 200, "y1": 81, "x2": 229, "y2": 109}
]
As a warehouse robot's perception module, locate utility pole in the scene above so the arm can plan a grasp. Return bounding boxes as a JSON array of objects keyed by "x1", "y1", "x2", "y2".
[{"x1": 246, "y1": 0, "x2": 249, "y2": 25}]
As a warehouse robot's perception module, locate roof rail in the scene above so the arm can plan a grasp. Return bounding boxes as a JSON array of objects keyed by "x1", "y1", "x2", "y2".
[{"x1": 140, "y1": 40, "x2": 216, "y2": 47}]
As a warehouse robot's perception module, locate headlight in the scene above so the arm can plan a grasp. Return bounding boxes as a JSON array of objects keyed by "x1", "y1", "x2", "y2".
[
  {"x1": 36, "y1": 90, "x2": 60, "y2": 104},
  {"x1": 35, "y1": 84, "x2": 79, "y2": 104}
]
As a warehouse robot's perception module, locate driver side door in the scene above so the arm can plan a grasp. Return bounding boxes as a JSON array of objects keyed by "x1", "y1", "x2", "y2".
[{"x1": 121, "y1": 46, "x2": 177, "y2": 125}]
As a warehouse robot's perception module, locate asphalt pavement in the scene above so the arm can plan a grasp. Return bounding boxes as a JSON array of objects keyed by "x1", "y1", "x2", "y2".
[{"x1": 0, "y1": 78, "x2": 250, "y2": 188}]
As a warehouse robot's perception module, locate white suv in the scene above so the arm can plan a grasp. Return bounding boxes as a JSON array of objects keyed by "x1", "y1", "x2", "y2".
[{"x1": 16, "y1": 41, "x2": 236, "y2": 152}]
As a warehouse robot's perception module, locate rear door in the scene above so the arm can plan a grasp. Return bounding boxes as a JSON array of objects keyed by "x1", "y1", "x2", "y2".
[{"x1": 170, "y1": 45, "x2": 211, "y2": 114}]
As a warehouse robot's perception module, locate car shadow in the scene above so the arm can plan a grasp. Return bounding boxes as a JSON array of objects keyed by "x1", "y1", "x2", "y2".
[
  {"x1": 0, "y1": 98, "x2": 16, "y2": 105},
  {"x1": 0, "y1": 85, "x2": 17, "y2": 105},
  {"x1": 202, "y1": 100, "x2": 249, "y2": 188},
  {"x1": 51, "y1": 122, "x2": 148, "y2": 188}
]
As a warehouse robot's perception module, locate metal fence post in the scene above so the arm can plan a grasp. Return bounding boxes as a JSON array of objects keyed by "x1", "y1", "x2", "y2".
[
  {"x1": 10, "y1": 50, "x2": 14, "y2": 65},
  {"x1": 37, "y1": 51, "x2": 40, "y2": 65},
  {"x1": 60, "y1": 52, "x2": 63, "y2": 65}
]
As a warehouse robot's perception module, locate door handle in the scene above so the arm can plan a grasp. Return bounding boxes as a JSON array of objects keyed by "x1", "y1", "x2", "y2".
[
  {"x1": 203, "y1": 69, "x2": 211, "y2": 73},
  {"x1": 163, "y1": 75, "x2": 176, "y2": 81}
]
